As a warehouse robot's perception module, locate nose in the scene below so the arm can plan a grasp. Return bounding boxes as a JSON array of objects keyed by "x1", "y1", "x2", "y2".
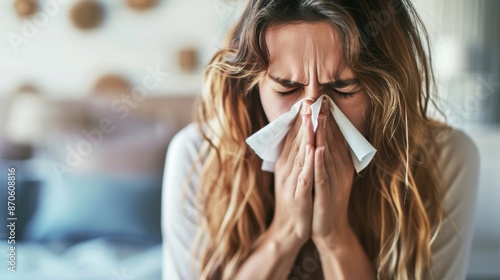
[
  {"x1": 303, "y1": 82, "x2": 323, "y2": 105},
  {"x1": 300, "y1": 86, "x2": 325, "y2": 116}
]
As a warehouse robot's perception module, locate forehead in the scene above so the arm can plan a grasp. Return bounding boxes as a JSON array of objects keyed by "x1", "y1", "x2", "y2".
[{"x1": 264, "y1": 21, "x2": 352, "y2": 82}]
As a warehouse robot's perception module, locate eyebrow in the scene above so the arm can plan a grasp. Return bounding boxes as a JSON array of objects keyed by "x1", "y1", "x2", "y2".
[{"x1": 268, "y1": 74, "x2": 359, "y2": 88}]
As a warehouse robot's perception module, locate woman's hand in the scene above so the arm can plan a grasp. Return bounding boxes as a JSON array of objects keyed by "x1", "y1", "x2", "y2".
[
  {"x1": 311, "y1": 99, "x2": 355, "y2": 248},
  {"x1": 269, "y1": 101, "x2": 315, "y2": 248}
]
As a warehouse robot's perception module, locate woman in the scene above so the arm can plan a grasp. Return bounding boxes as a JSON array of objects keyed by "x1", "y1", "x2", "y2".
[{"x1": 162, "y1": 0, "x2": 480, "y2": 279}]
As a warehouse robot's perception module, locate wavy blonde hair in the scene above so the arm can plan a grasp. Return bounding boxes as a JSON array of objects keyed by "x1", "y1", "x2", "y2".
[{"x1": 185, "y1": 0, "x2": 451, "y2": 279}]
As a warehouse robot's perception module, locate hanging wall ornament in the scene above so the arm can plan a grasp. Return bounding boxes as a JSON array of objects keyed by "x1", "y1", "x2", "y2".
[
  {"x1": 126, "y1": 0, "x2": 158, "y2": 11},
  {"x1": 70, "y1": 0, "x2": 105, "y2": 30},
  {"x1": 14, "y1": 0, "x2": 38, "y2": 18},
  {"x1": 93, "y1": 74, "x2": 132, "y2": 96},
  {"x1": 178, "y1": 46, "x2": 199, "y2": 74},
  {"x1": 15, "y1": 84, "x2": 39, "y2": 94}
]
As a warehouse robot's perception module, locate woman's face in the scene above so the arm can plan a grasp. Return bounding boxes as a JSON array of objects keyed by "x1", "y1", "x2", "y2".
[{"x1": 258, "y1": 21, "x2": 371, "y2": 136}]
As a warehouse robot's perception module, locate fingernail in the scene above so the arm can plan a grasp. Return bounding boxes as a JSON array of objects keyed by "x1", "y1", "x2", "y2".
[{"x1": 306, "y1": 145, "x2": 312, "y2": 156}]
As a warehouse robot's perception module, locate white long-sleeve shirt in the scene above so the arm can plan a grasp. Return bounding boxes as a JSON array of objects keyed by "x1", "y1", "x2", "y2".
[{"x1": 162, "y1": 122, "x2": 480, "y2": 280}]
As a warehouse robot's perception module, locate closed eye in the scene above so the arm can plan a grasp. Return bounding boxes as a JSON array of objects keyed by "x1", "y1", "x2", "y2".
[
  {"x1": 275, "y1": 87, "x2": 358, "y2": 99},
  {"x1": 269, "y1": 74, "x2": 361, "y2": 97},
  {"x1": 276, "y1": 88, "x2": 300, "y2": 96}
]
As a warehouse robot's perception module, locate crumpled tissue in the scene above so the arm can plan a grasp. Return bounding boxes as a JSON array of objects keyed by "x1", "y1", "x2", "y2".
[{"x1": 245, "y1": 94, "x2": 377, "y2": 173}]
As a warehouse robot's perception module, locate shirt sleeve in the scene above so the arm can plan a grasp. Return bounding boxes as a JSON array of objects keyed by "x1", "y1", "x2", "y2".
[
  {"x1": 430, "y1": 129, "x2": 481, "y2": 280},
  {"x1": 162, "y1": 123, "x2": 204, "y2": 280}
]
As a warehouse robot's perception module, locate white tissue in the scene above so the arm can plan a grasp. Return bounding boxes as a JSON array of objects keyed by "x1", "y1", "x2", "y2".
[{"x1": 245, "y1": 94, "x2": 377, "y2": 173}]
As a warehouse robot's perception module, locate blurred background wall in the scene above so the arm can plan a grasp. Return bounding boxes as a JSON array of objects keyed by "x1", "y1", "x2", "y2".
[
  {"x1": 415, "y1": 1, "x2": 500, "y2": 278},
  {"x1": 0, "y1": 0, "x2": 244, "y2": 97},
  {"x1": 0, "y1": 0, "x2": 498, "y2": 280}
]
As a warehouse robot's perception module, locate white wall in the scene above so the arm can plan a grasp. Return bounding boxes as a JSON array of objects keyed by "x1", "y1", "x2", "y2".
[{"x1": 0, "y1": 0, "x2": 245, "y2": 98}]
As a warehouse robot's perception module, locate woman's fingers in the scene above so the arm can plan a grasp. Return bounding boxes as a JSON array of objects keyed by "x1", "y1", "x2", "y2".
[
  {"x1": 315, "y1": 113, "x2": 327, "y2": 149},
  {"x1": 299, "y1": 103, "x2": 315, "y2": 159},
  {"x1": 315, "y1": 102, "x2": 332, "y2": 206},
  {"x1": 277, "y1": 101, "x2": 315, "y2": 197},
  {"x1": 271, "y1": 102, "x2": 316, "y2": 245},
  {"x1": 293, "y1": 105, "x2": 315, "y2": 198},
  {"x1": 314, "y1": 147, "x2": 330, "y2": 204},
  {"x1": 316, "y1": 100, "x2": 335, "y2": 172},
  {"x1": 295, "y1": 143, "x2": 315, "y2": 198}
]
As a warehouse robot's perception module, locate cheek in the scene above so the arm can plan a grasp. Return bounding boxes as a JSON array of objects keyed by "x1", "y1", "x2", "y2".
[
  {"x1": 258, "y1": 78, "x2": 295, "y2": 122},
  {"x1": 258, "y1": 81, "x2": 274, "y2": 122},
  {"x1": 335, "y1": 92, "x2": 371, "y2": 136}
]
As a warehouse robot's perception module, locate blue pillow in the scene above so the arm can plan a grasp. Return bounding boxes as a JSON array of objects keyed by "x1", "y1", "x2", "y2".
[{"x1": 23, "y1": 172, "x2": 162, "y2": 245}]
